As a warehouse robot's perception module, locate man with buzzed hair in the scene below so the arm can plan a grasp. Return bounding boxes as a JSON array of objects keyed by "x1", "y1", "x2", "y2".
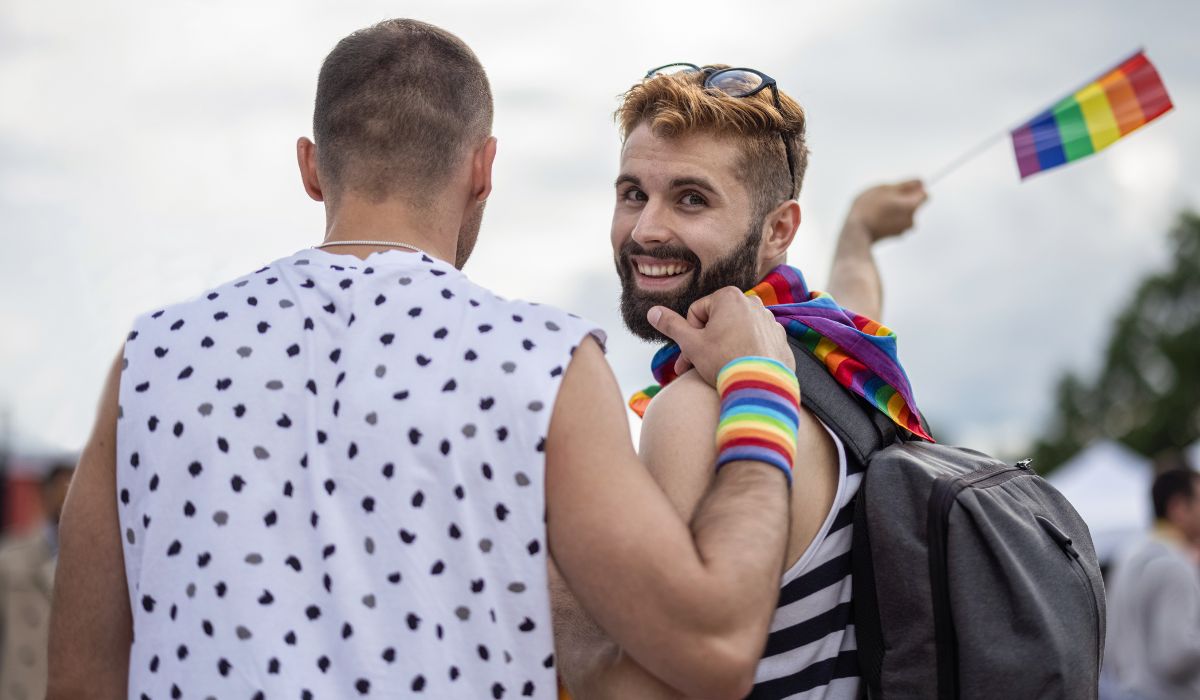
[
  {"x1": 49, "y1": 20, "x2": 806, "y2": 700},
  {"x1": 554, "y1": 66, "x2": 930, "y2": 698},
  {"x1": 309, "y1": 19, "x2": 494, "y2": 268}
]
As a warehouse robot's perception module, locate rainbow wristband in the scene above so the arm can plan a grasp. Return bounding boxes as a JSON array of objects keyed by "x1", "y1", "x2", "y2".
[{"x1": 714, "y1": 356, "x2": 800, "y2": 486}]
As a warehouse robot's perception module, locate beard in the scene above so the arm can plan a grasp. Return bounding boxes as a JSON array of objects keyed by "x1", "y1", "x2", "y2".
[
  {"x1": 617, "y1": 223, "x2": 763, "y2": 343},
  {"x1": 455, "y1": 199, "x2": 487, "y2": 269}
]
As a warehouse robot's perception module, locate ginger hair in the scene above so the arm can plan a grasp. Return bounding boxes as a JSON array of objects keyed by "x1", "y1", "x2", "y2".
[{"x1": 617, "y1": 66, "x2": 809, "y2": 220}]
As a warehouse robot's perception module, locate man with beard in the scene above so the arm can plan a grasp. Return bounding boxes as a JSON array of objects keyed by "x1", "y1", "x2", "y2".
[
  {"x1": 553, "y1": 65, "x2": 930, "y2": 699},
  {"x1": 46, "y1": 25, "x2": 810, "y2": 699}
]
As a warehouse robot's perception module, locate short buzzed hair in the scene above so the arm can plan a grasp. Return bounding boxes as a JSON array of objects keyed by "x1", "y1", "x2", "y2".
[
  {"x1": 313, "y1": 19, "x2": 493, "y2": 203},
  {"x1": 617, "y1": 66, "x2": 809, "y2": 223}
]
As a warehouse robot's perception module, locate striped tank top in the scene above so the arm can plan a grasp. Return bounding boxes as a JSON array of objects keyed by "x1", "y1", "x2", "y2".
[{"x1": 749, "y1": 420, "x2": 862, "y2": 699}]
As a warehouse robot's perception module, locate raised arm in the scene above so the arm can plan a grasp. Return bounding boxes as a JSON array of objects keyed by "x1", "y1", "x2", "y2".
[
  {"x1": 826, "y1": 179, "x2": 927, "y2": 320},
  {"x1": 47, "y1": 351, "x2": 131, "y2": 700},
  {"x1": 546, "y1": 290, "x2": 796, "y2": 700}
]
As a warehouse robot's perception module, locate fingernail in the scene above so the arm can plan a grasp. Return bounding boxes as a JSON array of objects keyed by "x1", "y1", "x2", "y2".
[{"x1": 647, "y1": 307, "x2": 662, "y2": 325}]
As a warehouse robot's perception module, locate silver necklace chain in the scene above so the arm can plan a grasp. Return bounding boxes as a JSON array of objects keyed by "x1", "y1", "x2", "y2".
[{"x1": 314, "y1": 240, "x2": 428, "y2": 256}]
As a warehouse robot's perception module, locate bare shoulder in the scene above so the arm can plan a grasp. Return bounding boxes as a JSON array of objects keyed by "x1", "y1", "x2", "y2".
[
  {"x1": 639, "y1": 370, "x2": 722, "y2": 456},
  {"x1": 643, "y1": 371, "x2": 719, "y2": 423},
  {"x1": 637, "y1": 371, "x2": 721, "y2": 519}
]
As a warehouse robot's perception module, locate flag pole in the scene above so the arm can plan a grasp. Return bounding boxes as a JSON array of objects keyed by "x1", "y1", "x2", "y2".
[{"x1": 925, "y1": 129, "x2": 1010, "y2": 186}]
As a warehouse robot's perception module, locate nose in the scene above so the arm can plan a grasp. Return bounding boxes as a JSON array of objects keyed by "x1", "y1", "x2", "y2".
[{"x1": 629, "y1": 200, "x2": 676, "y2": 249}]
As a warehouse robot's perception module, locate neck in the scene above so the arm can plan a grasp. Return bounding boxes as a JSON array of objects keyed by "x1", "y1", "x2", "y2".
[
  {"x1": 321, "y1": 192, "x2": 461, "y2": 264},
  {"x1": 757, "y1": 254, "x2": 788, "y2": 282}
]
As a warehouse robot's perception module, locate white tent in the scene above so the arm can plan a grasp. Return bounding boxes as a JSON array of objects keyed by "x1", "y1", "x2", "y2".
[{"x1": 1047, "y1": 440, "x2": 1153, "y2": 564}]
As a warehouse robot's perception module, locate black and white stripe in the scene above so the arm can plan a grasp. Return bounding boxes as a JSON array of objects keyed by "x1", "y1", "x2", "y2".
[{"x1": 749, "y1": 421, "x2": 862, "y2": 699}]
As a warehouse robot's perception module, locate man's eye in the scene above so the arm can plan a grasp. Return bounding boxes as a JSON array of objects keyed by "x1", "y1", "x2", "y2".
[
  {"x1": 680, "y1": 192, "x2": 707, "y2": 207},
  {"x1": 621, "y1": 188, "x2": 647, "y2": 203}
]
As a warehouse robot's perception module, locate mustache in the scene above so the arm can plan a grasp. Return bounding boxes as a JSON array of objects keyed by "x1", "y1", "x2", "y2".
[{"x1": 617, "y1": 240, "x2": 702, "y2": 267}]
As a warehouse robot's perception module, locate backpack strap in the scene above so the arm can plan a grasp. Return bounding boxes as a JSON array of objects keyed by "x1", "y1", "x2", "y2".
[
  {"x1": 788, "y1": 337, "x2": 899, "y2": 463},
  {"x1": 789, "y1": 337, "x2": 921, "y2": 700}
]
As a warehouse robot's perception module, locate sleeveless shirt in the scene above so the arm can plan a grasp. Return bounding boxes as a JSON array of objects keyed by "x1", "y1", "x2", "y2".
[
  {"x1": 749, "y1": 420, "x2": 862, "y2": 699},
  {"x1": 116, "y1": 248, "x2": 601, "y2": 699}
]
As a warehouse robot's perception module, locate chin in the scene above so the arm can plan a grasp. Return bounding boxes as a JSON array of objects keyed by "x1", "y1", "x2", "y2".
[{"x1": 619, "y1": 289, "x2": 681, "y2": 343}]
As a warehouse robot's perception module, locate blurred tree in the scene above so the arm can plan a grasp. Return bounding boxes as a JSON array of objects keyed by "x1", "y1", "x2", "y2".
[{"x1": 1031, "y1": 210, "x2": 1200, "y2": 474}]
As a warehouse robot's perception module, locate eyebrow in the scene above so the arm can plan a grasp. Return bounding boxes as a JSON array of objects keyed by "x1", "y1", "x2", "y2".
[
  {"x1": 669, "y1": 176, "x2": 718, "y2": 193},
  {"x1": 614, "y1": 174, "x2": 719, "y2": 193}
]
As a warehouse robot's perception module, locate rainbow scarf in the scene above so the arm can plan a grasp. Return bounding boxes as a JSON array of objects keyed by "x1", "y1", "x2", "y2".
[{"x1": 628, "y1": 265, "x2": 933, "y2": 441}]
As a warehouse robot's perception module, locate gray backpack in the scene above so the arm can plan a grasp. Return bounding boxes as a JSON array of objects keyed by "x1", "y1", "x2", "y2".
[{"x1": 790, "y1": 341, "x2": 1106, "y2": 699}]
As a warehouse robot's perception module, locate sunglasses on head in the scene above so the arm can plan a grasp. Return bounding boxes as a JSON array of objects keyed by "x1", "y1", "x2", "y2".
[{"x1": 645, "y1": 63, "x2": 797, "y2": 200}]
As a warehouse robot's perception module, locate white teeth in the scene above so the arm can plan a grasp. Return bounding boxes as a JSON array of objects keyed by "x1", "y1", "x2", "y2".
[{"x1": 637, "y1": 262, "x2": 689, "y2": 278}]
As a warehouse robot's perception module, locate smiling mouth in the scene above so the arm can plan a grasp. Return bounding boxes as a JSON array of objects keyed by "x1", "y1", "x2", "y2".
[{"x1": 633, "y1": 260, "x2": 693, "y2": 279}]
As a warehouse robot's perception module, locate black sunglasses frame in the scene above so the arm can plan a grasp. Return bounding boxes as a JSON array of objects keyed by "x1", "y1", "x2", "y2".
[{"x1": 644, "y1": 63, "x2": 798, "y2": 200}]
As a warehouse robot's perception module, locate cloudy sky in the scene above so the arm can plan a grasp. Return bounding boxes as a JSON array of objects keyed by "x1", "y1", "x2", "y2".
[{"x1": 2, "y1": 0, "x2": 1197, "y2": 462}]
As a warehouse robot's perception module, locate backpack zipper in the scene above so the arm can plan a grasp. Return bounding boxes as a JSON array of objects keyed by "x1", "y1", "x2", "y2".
[
  {"x1": 1068, "y1": 540, "x2": 1103, "y2": 673},
  {"x1": 1037, "y1": 515, "x2": 1104, "y2": 674}
]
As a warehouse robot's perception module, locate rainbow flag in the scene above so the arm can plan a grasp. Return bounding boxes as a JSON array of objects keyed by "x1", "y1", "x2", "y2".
[{"x1": 1012, "y1": 50, "x2": 1172, "y2": 179}]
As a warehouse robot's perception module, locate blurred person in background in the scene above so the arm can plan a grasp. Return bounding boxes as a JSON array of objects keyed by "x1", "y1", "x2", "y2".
[
  {"x1": 1103, "y1": 467, "x2": 1200, "y2": 700},
  {"x1": 0, "y1": 462, "x2": 73, "y2": 700}
]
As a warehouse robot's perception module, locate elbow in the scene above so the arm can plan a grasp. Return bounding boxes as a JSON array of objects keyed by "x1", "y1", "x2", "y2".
[
  {"x1": 666, "y1": 592, "x2": 767, "y2": 699},
  {"x1": 682, "y1": 634, "x2": 761, "y2": 700}
]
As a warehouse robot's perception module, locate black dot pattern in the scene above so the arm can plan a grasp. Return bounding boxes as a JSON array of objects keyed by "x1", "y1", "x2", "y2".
[{"x1": 115, "y1": 249, "x2": 603, "y2": 697}]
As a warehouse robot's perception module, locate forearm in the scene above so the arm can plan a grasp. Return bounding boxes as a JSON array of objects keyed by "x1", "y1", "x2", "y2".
[
  {"x1": 826, "y1": 218, "x2": 883, "y2": 319},
  {"x1": 556, "y1": 470, "x2": 782, "y2": 700},
  {"x1": 686, "y1": 460, "x2": 790, "y2": 639},
  {"x1": 572, "y1": 461, "x2": 789, "y2": 699}
]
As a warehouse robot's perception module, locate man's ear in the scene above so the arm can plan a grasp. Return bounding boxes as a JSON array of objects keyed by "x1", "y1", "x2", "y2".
[
  {"x1": 471, "y1": 136, "x2": 498, "y2": 203},
  {"x1": 760, "y1": 199, "x2": 801, "y2": 260},
  {"x1": 296, "y1": 137, "x2": 324, "y2": 202}
]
